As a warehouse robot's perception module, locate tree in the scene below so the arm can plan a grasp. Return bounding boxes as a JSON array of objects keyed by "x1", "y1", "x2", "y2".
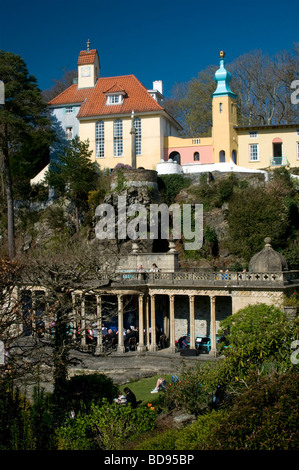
[
  {"x1": 165, "y1": 65, "x2": 216, "y2": 137},
  {"x1": 164, "y1": 47, "x2": 299, "y2": 134},
  {"x1": 46, "y1": 136, "x2": 100, "y2": 232},
  {"x1": 0, "y1": 50, "x2": 53, "y2": 258},
  {"x1": 42, "y1": 68, "x2": 77, "y2": 103}
]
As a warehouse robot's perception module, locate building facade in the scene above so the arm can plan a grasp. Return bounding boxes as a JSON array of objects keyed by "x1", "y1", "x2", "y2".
[
  {"x1": 48, "y1": 42, "x2": 181, "y2": 172},
  {"x1": 161, "y1": 52, "x2": 299, "y2": 175}
]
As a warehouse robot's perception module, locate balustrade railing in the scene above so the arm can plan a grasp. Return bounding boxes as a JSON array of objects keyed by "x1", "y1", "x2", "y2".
[{"x1": 117, "y1": 270, "x2": 299, "y2": 286}]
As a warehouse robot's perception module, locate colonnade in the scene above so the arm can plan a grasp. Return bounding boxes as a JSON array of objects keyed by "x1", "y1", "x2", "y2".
[{"x1": 74, "y1": 290, "x2": 219, "y2": 357}]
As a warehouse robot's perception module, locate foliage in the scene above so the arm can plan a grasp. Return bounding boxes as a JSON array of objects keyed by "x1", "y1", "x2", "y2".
[
  {"x1": 219, "y1": 303, "x2": 299, "y2": 375},
  {"x1": 158, "y1": 174, "x2": 191, "y2": 205},
  {"x1": 188, "y1": 173, "x2": 245, "y2": 211},
  {"x1": 226, "y1": 183, "x2": 298, "y2": 262},
  {"x1": 62, "y1": 373, "x2": 119, "y2": 415},
  {"x1": 183, "y1": 371, "x2": 299, "y2": 450},
  {"x1": 164, "y1": 47, "x2": 299, "y2": 135},
  {"x1": 283, "y1": 291, "x2": 299, "y2": 307},
  {"x1": 138, "y1": 370, "x2": 299, "y2": 450},
  {"x1": 45, "y1": 136, "x2": 100, "y2": 231},
  {"x1": 57, "y1": 400, "x2": 157, "y2": 450},
  {"x1": 0, "y1": 380, "x2": 34, "y2": 450},
  {"x1": 0, "y1": 50, "x2": 53, "y2": 193},
  {"x1": 30, "y1": 385, "x2": 56, "y2": 450},
  {"x1": 136, "y1": 428, "x2": 179, "y2": 450}
]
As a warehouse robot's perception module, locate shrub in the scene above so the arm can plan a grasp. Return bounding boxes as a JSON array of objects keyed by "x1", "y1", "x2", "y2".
[
  {"x1": 219, "y1": 303, "x2": 299, "y2": 375},
  {"x1": 136, "y1": 429, "x2": 179, "y2": 450},
  {"x1": 199, "y1": 371, "x2": 299, "y2": 450},
  {"x1": 63, "y1": 373, "x2": 118, "y2": 414},
  {"x1": 57, "y1": 400, "x2": 157, "y2": 450},
  {"x1": 158, "y1": 174, "x2": 191, "y2": 205}
]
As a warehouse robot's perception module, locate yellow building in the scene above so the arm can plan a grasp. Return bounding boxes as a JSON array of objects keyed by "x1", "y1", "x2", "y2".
[
  {"x1": 48, "y1": 42, "x2": 181, "y2": 171},
  {"x1": 237, "y1": 124, "x2": 299, "y2": 169},
  {"x1": 161, "y1": 52, "x2": 299, "y2": 174},
  {"x1": 47, "y1": 45, "x2": 299, "y2": 176}
]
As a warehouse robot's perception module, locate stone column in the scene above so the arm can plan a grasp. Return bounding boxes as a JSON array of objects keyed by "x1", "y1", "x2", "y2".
[
  {"x1": 149, "y1": 294, "x2": 157, "y2": 351},
  {"x1": 137, "y1": 294, "x2": 146, "y2": 352},
  {"x1": 210, "y1": 296, "x2": 217, "y2": 357},
  {"x1": 71, "y1": 293, "x2": 78, "y2": 341},
  {"x1": 145, "y1": 295, "x2": 150, "y2": 349},
  {"x1": 95, "y1": 295, "x2": 104, "y2": 355},
  {"x1": 80, "y1": 294, "x2": 86, "y2": 347},
  {"x1": 117, "y1": 294, "x2": 125, "y2": 353},
  {"x1": 189, "y1": 295, "x2": 195, "y2": 349},
  {"x1": 169, "y1": 294, "x2": 176, "y2": 353}
]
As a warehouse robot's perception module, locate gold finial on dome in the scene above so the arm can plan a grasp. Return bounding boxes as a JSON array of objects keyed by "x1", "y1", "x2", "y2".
[{"x1": 219, "y1": 50, "x2": 225, "y2": 59}]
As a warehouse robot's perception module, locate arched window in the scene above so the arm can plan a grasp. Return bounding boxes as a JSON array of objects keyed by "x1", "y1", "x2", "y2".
[
  {"x1": 169, "y1": 151, "x2": 181, "y2": 165},
  {"x1": 219, "y1": 150, "x2": 225, "y2": 162},
  {"x1": 219, "y1": 102, "x2": 223, "y2": 113},
  {"x1": 194, "y1": 152, "x2": 200, "y2": 161},
  {"x1": 232, "y1": 150, "x2": 237, "y2": 164}
]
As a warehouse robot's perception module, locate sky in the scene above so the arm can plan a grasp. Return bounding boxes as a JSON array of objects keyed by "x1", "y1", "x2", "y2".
[{"x1": 1, "y1": 0, "x2": 298, "y2": 98}]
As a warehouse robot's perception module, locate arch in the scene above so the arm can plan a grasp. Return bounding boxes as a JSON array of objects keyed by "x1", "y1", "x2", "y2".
[
  {"x1": 232, "y1": 149, "x2": 237, "y2": 164},
  {"x1": 169, "y1": 151, "x2": 181, "y2": 165},
  {"x1": 194, "y1": 152, "x2": 200, "y2": 161},
  {"x1": 219, "y1": 150, "x2": 225, "y2": 162}
]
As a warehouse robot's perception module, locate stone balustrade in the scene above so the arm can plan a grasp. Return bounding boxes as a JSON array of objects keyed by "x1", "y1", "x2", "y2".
[{"x1": 116, "y1": 270, "x2": 299, "y2": 287}]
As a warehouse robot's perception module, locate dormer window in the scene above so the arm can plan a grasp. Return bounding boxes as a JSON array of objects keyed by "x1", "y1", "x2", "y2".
[
  {"x1": 104, "y1": 84, "x2": 126, "y2": 105},
  {"x1": 107, "y1": 94, "x2": 124, "y2": 105}
]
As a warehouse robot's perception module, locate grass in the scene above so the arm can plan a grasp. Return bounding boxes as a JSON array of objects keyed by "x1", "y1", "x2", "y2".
[{"x1": 119, "y1": 374, "x2": 174, "y2": 407}]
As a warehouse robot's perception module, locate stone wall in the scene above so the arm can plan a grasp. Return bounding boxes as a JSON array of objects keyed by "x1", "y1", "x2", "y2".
[
  {"x1": 169, "y1": 295, "x2": 231, "y2": 339},
  {"x1": 110, "y1": 168, "x2": 158, "y2": 190}
]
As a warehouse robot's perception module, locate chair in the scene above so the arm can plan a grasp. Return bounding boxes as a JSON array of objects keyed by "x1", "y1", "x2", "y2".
[
  {"x1": 159, "y1": 334, "x2": 167, "y2": 349},
  {"x1": 128, "y1": 336, "x2": 137, "y2": 351}
]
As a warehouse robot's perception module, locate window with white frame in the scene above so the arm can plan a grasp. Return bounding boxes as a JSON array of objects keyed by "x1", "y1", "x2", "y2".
[
  {"x1": 249, "y1": 143, "x2": 259, "y2": 161},
  {"x1": 192, "y1": 138, "x2": 201, "y2": 144},
  {"x1": 134, "y1": 117, "x2": 142, "y2": 155},
  {"x1": 114, "y1": 119, "x2": 123, "y2": 156},
  {"x1": 96, "y1": 121, "x2": 104, "y2": 158},
  {"x1": 249, "y1": 131, "x2": 258, "y2": 138},
  {"x1": 65, "y1": 127, "x2": 73, "y2": 140},
  {"x1": 65, "y1": 106, "x2": 73, "y2": 114},
  {"x1": 107, "y1": 94, "x2": 123, "y2": 105}
]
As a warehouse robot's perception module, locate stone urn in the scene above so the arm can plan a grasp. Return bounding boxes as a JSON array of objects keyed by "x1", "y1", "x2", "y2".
[{"x1": 283, "y1": 306, "x2": 298, "y2": 321}]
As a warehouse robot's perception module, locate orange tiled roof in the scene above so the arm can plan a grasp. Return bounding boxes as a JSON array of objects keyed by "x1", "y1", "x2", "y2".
[
  {"x1": 48, "y1": 75, "x2": 164, "y2": 118},
  {"x1": 77, "y1": 49, "x2": 98, "y2": 65}
]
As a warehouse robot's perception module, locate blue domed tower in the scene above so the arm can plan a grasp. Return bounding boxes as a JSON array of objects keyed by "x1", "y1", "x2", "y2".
[{"x1": 212, "y1": 51, "x2": 238, "y2": 164}]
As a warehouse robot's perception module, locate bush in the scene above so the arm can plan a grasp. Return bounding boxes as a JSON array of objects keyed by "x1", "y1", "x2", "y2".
[
  {"x1": 219, "y1": 303, "x2": 299, "y2": 375},
  {"x1": 199, "y1": 371, "x2": 299, "y2": 450},
  {"x1": 136, "y1": 429, "x2": 179, "y2": 450},
  {"x1": 63, "y1": 373, "x2": 119, "y2": 414},
  {"x1": 158, "y1": 174, "x2": 191, "y2": 205},
  {"x1": 57, "y1": 400, "x2": 157, "y2": 450}
]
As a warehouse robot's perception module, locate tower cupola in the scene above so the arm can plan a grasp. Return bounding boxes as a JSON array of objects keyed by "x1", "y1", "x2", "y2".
[{"x1": 213, "y1": 51, "x2": 237, "y2": 98}]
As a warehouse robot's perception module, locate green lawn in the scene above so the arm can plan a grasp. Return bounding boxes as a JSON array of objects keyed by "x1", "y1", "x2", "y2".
[{"x1": 120, "y1": 374, "x2": 174, "y2": 406}]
